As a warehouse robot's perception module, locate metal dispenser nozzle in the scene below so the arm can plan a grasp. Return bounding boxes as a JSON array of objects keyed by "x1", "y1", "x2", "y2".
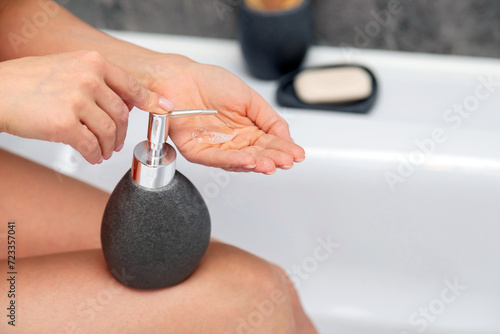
[{"x1": 132, "y1": 109, "x2": 217, "y2": 188}]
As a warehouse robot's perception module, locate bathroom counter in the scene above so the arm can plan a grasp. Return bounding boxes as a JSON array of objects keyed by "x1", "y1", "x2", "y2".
[
  {"x1": 2, "y1": 30, "x2": 500, "y2": 189},
  {"x1": 2, "y1": 31, "x2": 500, "y2": 334},
  {"x1": 3, "y1": 31, "x2": 500, "y2": 191}
]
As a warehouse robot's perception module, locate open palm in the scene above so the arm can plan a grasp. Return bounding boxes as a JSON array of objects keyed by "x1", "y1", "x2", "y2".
[{"x1": 147, "y1": 55, "x2": 305, "y2": 174}]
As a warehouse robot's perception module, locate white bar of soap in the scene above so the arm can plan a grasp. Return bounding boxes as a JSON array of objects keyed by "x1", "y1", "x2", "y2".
[{"x1": 294, "y1": 66, "x2": 372, "y2": 104}]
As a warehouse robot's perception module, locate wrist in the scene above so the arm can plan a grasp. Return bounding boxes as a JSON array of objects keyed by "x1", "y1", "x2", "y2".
[
  {"x1": 107, "y1": 50, "x2": 197, "y2": 91},
  {"x1": 104, "y1": 48, "x2": 157, "y2": 86}
]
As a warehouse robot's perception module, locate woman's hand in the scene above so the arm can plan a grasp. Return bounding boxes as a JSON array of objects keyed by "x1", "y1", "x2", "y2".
[
  {"x1": 0, "y1": 0, "x2": 303, "y2": 173},
  {"x1": 0, "y1": 50, "x2": 174, "y2": 164},
  {"x1": 125, "y1": 54, "x2": 306, "y2": 174}
]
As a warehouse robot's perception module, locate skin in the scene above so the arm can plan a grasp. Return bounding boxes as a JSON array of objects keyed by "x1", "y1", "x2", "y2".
[
  {"x1": 0, "y1": 0, "x2": 306, "y2": 174},
  {"x1": 0, "y1": 51, "x2": 174, "y2": 164},
  {"x1": 0, "y1": 0, "x2": 314, "y2": 332},
  {"x1": 0, "y1": 149, "x2": 317, "y2": 333}
]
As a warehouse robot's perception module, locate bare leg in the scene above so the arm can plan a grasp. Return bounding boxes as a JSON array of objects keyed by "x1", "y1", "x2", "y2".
[
  {"x1": 1, "y1": 242, "x2": 319, "y2": 333},
  {"x1": 0, "y1": 148, "x2": 317, "y2": 333},
  {"x1": 0, "y1": 148, "x2": 108, "y2": 258}
]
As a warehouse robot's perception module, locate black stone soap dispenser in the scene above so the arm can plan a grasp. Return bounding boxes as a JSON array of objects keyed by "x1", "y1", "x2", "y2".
[{"x1": 101, "y1": 110, "x2": 216, "y2": 289}]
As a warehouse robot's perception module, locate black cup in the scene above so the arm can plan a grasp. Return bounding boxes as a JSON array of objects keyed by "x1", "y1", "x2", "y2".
[{"x1": 238, "y1": 0, "x2": 313, "y2": 80}]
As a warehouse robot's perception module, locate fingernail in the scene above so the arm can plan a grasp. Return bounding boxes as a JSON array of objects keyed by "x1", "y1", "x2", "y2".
[
  {"x1": 115, "y1": 143, "x2": 124, "y2": 152},
  {"x1": 281, "y1": 164, "x2": 294, "y2": 170},
  {"x1": 294, "y1": 157, "x2": 305, "y2": 163},
  {"x1": 97, "y1": 157, "x2": 104, "y2": 164},
  {"x1": 159, "y1": 97, "x2": 175, "y2": 112},
  {"x1": 244, "y1": 164, "x2": 256, "y2": 169},
  {"x1": 264, "y1": 168, "x2": 277, "y2": 175}
]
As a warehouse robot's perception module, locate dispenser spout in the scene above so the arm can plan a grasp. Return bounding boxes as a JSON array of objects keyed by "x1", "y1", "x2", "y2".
[
  {"x1": 134, "y1": 109, "x2": 218, "y2": 188},
  {"x1": 170, "y1": 109, "x2": 218, "y2": 118},
  {"x1": 148, "y1": 114, "x2": 168, "y2": 155},
  {"x1": 147, "y1": 109, "x2": 218, "y2": 155}
]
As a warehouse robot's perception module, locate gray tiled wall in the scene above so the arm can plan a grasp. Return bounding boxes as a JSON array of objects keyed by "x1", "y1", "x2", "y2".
[{"x1": 62, "y1": 0, "x2": 500, "y2": 58}]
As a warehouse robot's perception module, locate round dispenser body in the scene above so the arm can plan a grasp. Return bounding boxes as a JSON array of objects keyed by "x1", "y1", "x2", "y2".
[{"x1": 101, "y1": 169, "x2": 211, "y2": 289}]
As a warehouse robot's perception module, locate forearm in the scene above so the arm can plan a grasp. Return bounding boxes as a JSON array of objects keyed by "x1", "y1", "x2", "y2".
[
  {"x1": 0, "y1": 0, "x2": 305, "y2": 174},
  {"x1": 0, "y1": 0, "x2": 176, "y2": 85}
]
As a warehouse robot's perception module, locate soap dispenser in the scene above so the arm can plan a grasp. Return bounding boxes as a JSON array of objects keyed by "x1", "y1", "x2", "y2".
[{"x1": 101, "y1": 110, "x2": 216, "y2": 289}]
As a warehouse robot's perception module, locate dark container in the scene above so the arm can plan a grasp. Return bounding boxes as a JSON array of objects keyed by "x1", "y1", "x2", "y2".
[
  {"x1": 101, "y1": 170, "x2": 211, "y2": 290},
  {"x1": 238, "y1": 0, "x2": 313, "y2": 80}
]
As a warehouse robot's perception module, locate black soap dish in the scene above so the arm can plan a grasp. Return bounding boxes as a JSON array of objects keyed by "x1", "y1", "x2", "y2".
[{"x1": 276, "y1": 64, "x2": 378, "y2": 114}]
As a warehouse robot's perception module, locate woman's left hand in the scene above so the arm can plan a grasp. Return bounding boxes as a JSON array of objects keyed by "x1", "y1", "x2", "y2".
[{"x1": 133, "y1": 54, "x2": 305, "y2": 174}]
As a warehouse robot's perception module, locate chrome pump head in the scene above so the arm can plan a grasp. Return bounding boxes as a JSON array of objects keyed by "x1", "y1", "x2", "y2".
[{"x1": 132, "y1": 109, "x2": 217, "y2": 188}]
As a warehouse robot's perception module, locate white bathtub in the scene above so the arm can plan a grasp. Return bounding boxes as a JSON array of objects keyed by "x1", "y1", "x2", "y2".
[{"x1": 2, "y1": 31, "x2": 500, "y2": 333}]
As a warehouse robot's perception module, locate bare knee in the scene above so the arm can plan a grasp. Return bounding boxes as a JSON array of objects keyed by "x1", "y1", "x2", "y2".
[
  {"x1": 235, "y1": 266, "x2": 296, "y2": 333},
  {"x1": 193, "y1": 242, "x2": 297, "y2": 333}
]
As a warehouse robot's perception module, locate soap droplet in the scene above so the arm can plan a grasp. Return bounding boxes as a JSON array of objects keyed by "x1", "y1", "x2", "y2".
[{"x1": 192, "y1": 124, "x2": 237, "y2": 144}]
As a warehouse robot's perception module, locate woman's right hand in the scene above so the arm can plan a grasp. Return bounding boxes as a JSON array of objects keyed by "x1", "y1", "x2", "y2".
[{"x1": 0, "y1": 51, "x2": 174, "y2": 164}]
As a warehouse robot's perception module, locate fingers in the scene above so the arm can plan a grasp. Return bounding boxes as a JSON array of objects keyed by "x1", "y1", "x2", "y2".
[
  {"x1": 76, "y1": 51, "x2": 175, "y2": 163},
  {"x1": 255, "y1": 133, "x2": 306, "y2": 163},
  {"x1": 186, "y1": 146, "x2": 256, "y2": 169},
  {"x1": 80, "y1": 105, "x2": 118, "y2": 161},
  {"x1": 240, "y1": 146, "x2": 294, "y2": 175},
  {"x1": 177, "y1": 127, "x2": 305, "y2": 174},
  {"x1": 94, "y1": 88, "x2": 129, "y2": 154},
  {"x1": 101, "y1": 59, "x2": 175, "y2": 114},
  {"x1": 247, "y1": 91, "x2": 292, "y2": 141},
  {"x1": 241, "y1": 90, "x2": 306, "y2": 166},
  {"x1": 184, "y1": 142, "x2": 298, "y2": 175},
  {"x1": 64, "y1": 124, "x2": 103, "y2": 165}
]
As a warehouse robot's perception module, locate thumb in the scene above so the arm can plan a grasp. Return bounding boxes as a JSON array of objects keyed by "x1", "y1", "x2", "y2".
[
  {"x1": 133, "y1": 90, "x2": 175, "y2": 114},
  {"x1": 102, "y1": 59, "x2": 175, "y2": 114}
]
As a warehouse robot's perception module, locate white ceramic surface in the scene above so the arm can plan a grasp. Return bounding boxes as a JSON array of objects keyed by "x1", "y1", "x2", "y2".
[{"x1": 1, "y1": 31, "x2": 500, "y2": 334}]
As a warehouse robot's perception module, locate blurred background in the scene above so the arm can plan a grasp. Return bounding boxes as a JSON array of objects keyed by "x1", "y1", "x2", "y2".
[{"x1": 62, "y1": 0, "x2": 500, "y2": 58}]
